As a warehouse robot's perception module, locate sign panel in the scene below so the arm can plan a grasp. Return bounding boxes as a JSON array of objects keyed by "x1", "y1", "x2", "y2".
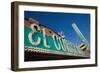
[{"x1": 24, "y1": 19, "x2": 86, "y2": 57}]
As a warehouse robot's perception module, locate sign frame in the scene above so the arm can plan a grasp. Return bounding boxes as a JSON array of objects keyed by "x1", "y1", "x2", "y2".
[{"x1": 11, "y1": 1, "x2": 98, "y2": 71}]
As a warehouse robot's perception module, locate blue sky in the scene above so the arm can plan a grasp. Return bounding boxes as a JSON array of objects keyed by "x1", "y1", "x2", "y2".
[{"x1": 24, "y1": 11, "x2": 90, "y2": 46}]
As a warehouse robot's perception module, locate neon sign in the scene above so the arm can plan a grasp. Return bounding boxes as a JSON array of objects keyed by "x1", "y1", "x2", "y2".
[{"x1": 24, "y1": 23, "x2": 86, "y2": 57}]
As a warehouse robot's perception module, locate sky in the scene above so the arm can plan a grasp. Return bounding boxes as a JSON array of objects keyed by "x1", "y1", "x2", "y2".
[{"x1": 24, "y1": 11, "x2": 90, "y2": 46}]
